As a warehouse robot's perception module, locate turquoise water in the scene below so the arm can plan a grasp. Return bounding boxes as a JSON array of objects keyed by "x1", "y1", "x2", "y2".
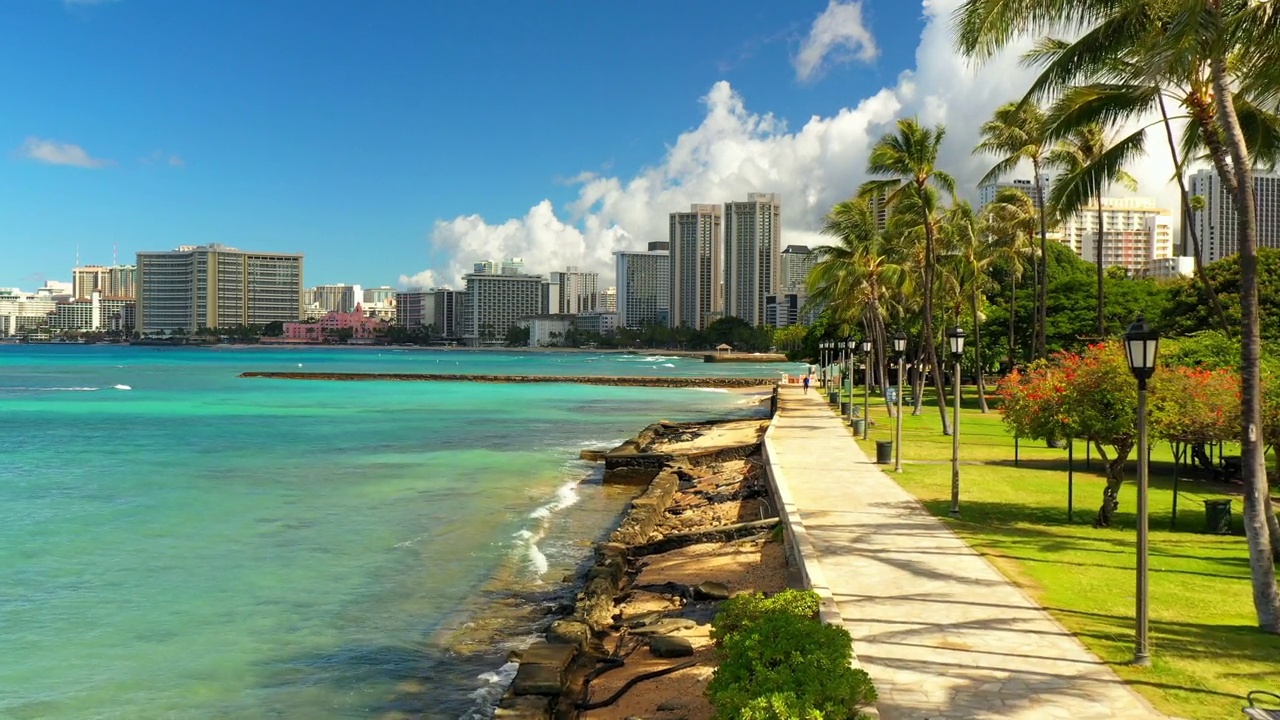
[{"x1": 0, "y1": 346, "x2": 800, "y2": 719}]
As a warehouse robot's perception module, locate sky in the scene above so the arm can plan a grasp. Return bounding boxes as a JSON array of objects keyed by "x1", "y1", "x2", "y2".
[{"x1": 0, "y1": 0, "x2": 1181, "y2": 291}]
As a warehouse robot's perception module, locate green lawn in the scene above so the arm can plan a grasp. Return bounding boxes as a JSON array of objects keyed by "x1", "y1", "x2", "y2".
[{"x1": 819, "y1": 384, "x2": 1280, "y2": 720}]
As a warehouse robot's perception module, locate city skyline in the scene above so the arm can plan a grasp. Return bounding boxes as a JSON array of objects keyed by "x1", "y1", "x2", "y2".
[{"x1": 1, "y1": 1, "x2": 1198, "y2": 293}]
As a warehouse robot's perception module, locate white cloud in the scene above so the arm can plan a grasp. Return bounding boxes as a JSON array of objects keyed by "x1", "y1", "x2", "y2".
[
  {"x1": 401, "y1": 0, "x2": 1183, "y2": 291},
  {"x1": 794, "y1": 0, "x2": 879, "y2": 82},
  {"x1": 167, "y1": 154, "x2": 184, "y2": 167},
  {"x1": 18, "y1": 137, "x2": 111, "y2": 168}
]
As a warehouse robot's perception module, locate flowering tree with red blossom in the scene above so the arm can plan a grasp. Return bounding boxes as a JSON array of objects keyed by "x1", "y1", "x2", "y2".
[
  {"x1": 1149, "y1": 367, "x2": 1240, "y2": 450},
  {"x1": 999, "y1": 343, "x2": 1138, "y2": 527}
]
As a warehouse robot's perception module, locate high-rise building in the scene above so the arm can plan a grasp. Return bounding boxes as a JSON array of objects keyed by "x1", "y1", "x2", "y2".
[
  {"x1": 395, "y1": 291, "x2": 435, "y2": 330},
  {"x1": 461, "y1": 273, "x2": 543, "y2": 344},
  {"x1": 1187, "y1": 168, "x2": 1280, "y2": 263},
  {"x1": 135, "y1": 244, "x2": 303, "y2": 333},
  {"x1": 614, "y1": 248, "x2": 670, "y2": 330},
  {"x1": 310, "y1": 284, "x2": 362, "y2": 313},
  {"x1": 364, "y1": 286, "x2": 397, "y2": 305},
  {"x1": 541, "y1": 279, "x2": 563, "y2": 314},
  {"x1": 473, "y1": 258, "x2": 525, "y2": 276},
  {"x1": 550, "y1": 267, "x2": 599, "y2": 315},
  {"x1": 779, "y1": 245, "x2": 817, "y2": 294},
  {"x1": 669, "y1": 204, "x2": 723, "y2": 330},
  {"x1": 765, "y1": 293, "x2": 815, "y2": 328},
  {"x1": 1059, "y1": 198, "x2": 1170, "y2": 268},
  {"x1": 433, "y1": 289, "x2": 463, "y2": 338},
  {"x1": 597, "y1": 287, "x2": 617, "y2": 313},
  {"x1": 72, "y1": 264, "x2": 137, "y2": 300},
  {"x1": 724, "y1": 193, "x2": 782, "y2": 327},
  {"x1": 978, "y1": 175, "x2": 1052, "y2": 210},
  {"x1": 1079, "y1": 212, "x2": 1176, "y2": 274}
]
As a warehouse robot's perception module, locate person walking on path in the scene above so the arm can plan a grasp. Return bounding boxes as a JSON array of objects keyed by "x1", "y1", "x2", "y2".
[{"x1": 803, "y1": 374, "x2": 810, "y2": 394}]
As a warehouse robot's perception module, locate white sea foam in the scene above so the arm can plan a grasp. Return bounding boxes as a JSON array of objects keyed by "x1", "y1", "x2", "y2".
[
  {"x1": 7, "y1": 386, "x2": 101, "y2": 392},
  {"x1": 661, "y1": 363, "x2": 676, "y2": 368},
  {"x1": 113, "y1": 384, "x2": 132, "y2": 390},
  {"x1": 459, "y1": 661, "x2": 519, "y2": 720},
  {"x1": 692, "y1": 387, "x2": 730, "y2": 393}
]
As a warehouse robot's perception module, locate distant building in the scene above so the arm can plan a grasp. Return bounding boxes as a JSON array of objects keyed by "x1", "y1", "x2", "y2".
[
  {"x1": 48, "y1": 292, "x2": 134, "y2": 332},
  {"x1": 614, "y1": 247, "x2": 670, "y2": 330},
  {"x1": 1146, "y1": 256, "x2": 1196, "y2": 280},
  {"x1": 669, "y1": 203, "x2": 723, "y2": 330},
  {"x1": 1065, "y1": 198, "x2": 1174, "y2": 274},
  {"x1": 363, "y1": 286, "x2": 397, "y2": 305},
  {"x1": 977, "y1": 175, "x2": 1052, "y2": 210},
  {"x1": 541, "y1": 278, "x2": 563, "y2": 314},
  {"x1": 72, "y1": 265, "x2": 136, "y2": 300},
  {"x1": 1187, "y1": 168, "x2": 1280, "y2": 263},
  {"x1": 517, "y1": 314, "x2": 575, "y2": 347},
  {"x1": 396, "y1": 291, "x2": 435, "y2": 330},
  {"x1": 0, "y1": 287, "x2": 57, "y2": 337},
  {"x1": 575, "y1": 312, "x2": 619, "y2": 337},
  {"x1": 597, "y1": 286, "x2": 617, "y2": 313},
  {"x1": 473, "y1": 258, "x2": 525, "y2": 276},
  {"x1": 765, "y1": 293, "x2": 815, "y2": 329},
  {"x1": 462, "y1": 272, "x2": 543, "y2": 344},
  {"x1": 779, "y1": 245, "x2": 817, "y2": 294},
  {"x1": 550, "y1": 267, "x2": 599, "y2": 314},
  {"x1": 135, "y1": 244, "x2": 303, "y2": 333},
  {"x1": 724, "y1": 193, "x2": 782, "y2": 327},
  {"x1": 282, "y1": 305, "x2": 387, "y2": 342},
  {"x1": 434, "y1": 289, "x2": 464, "y2": 338},
  {"x1": 310, "y1": 284, "x2": 362, "y2": 313}
]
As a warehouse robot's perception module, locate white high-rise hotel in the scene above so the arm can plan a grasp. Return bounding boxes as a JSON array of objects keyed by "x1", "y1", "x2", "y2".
[
  {"x1": 614, "y1": 242, "x2": 670, "y2": 330},
  {"x1": 668, "y1": 204, "x2": 723, "y2": 330},
  {"x1": 1188, "y1": 168, "x2": 1280, "y2": 263},
  {"x1": 724, "y1": 193, "x2": 782, "y2": 327}
]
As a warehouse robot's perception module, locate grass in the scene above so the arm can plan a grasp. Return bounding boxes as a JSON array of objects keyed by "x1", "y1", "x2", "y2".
[{"x1": 820, "y1": 384, "x2": 1280, "y2": 720}]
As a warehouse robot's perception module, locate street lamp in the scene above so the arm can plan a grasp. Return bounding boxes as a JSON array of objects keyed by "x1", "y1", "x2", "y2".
[
  {"x1": 859, "y1": 337, "x2": 873, "y2": 440},
  {"x1": 1124, "y1": 314, "x2": 1159, "y2": 667},
  {"x1": 946, "y1": 326, "x2": 967, "y2": 517},
  {"x1": 845, "y1": 339, "x2": 856, "y2": 425},
  {"x1": 821, "y1": 341, "x2": 830, "y2": 388},
  {"x1": 892, "y1": 330, "x2": 908, "y2": 473}
]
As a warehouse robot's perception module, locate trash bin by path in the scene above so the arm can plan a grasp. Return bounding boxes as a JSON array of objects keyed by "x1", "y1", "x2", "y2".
[
  {"x1": 828, "y1": 391, "x2": 839, "y2": 405},
  {"x1": 840, "y1": 401, "x2": 850, "y2": 415},
  {"x1": 851, "y1": 418, "x2": 866, "y2": 436},
  {"x1": 876, "y1": 440, "x2": 893, "y2": 464},
  {"x1": 1203, "y1": 499, "x2": 1233, "y2": 534}
]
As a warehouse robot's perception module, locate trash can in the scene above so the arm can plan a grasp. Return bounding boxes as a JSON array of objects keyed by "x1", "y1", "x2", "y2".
[
  {"x1": 875, "y1": 440, "x2": 893, "y2": 464},
  {"x1": 839, "y1": 401, "x2": 850, "y2": 415},
  {"x1": 828, "y1": 391, "x2": 839, "y2": 404},
  {"x1": 851, "y1": 418, "x2": 866, "y2": 436},
  {"x1": 1203, "y1": 499, "x2": 1233, "y2": 534}
]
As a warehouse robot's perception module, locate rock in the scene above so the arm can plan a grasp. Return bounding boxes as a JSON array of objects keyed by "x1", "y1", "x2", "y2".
[
  {"x1": 629, "y1": 618, "x2": 697, "y2": 635},
  {"x1": 510, "y1": 662, "x2": 564, "y2": 696},
  {"x1": 649, "y1": 635, "x2": 695, "y2": 658},
  {"x1": 495, "y1": 695, "x2": 553, "y2": 718},
  {"x1": 579, "y1": 448, "x2": 608, "y2": 462},
  {"x1": 546, "y1": 619, "x2": 592, "y2": 650},
  {"x1": 621, "y1": 610, "x2": 667, "y2": 628},
  {"x1": 693, "y1": 581, "x2": 730, "y2": 600}
]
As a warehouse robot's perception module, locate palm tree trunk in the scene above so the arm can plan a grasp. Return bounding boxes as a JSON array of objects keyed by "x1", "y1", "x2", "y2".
[
  {"x1": 1095, "y1": 201, "x2": 1106, "y2": 337},
  {"x1": 971, "y1": 288, "x2": 989, "y2": 413},
  {"x1": 1032, "y1": 159, "x2": 1049, "y2": 359},
  {"x1": 1211, "y1": 50, "x2": 1280, "y2": 633},
  {"x1": 1008, "y1": 271, "x2": 1017, "y2": 371},
  {"x1": 922, "y1": 214, "x2": 952, "y2": 435},
  {"x1": 1158, "y1": 93, "x2": 1230, "y2": 335}
]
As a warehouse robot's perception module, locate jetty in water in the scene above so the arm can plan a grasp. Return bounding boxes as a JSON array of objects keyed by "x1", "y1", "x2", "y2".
[{"x1": 238, "y1": 371, "x2": 775, "y2": 388}]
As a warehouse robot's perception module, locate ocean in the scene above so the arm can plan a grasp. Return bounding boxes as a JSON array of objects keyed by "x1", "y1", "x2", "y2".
[{"x1": 0, "y1": 345, "x2": 801, "y2": 719}]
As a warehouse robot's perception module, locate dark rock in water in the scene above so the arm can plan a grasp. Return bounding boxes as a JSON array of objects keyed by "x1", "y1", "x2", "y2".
[
  {"x1": 693, "y1": 581, "x2": 731, "y2": 600},
  {"x1": 511, "y1": 643, "x2": 577, "y2": 696},
  {"x1": 546, "y1": 619, "x2": 592, "y2": 650},
  {"x1": 579, "y1": 449, "x2": 608, "y2": 462},
  {"x1": 649, "y1": 635, "x2": 695, "y2": 658},
  {"x1": 630, "y1": 618, "x2": 696, "y2": 635}
]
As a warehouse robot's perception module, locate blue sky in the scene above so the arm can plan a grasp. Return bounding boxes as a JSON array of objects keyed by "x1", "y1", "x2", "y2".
[{"x1": 3, "y1": 1, "x2": 1179, "y2": 291}]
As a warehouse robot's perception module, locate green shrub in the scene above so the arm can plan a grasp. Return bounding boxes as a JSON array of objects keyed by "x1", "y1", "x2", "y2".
[
  {"x1": 709, "y1": 588, "x2": 820, "y2": 643},
  {"x1": 706, "y1": 593, "x2": 876, "y2": 720}
]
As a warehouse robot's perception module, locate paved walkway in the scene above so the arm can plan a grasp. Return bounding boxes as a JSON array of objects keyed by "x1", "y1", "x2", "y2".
[{"x1": 767, "y1": 387, "x2": 1166, "y2": 720}]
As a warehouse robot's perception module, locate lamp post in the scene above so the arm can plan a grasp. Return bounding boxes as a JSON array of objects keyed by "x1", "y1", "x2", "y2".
[
  {"x1": 860, "y1": 337, "x2": 873, "y2": 440},
  {"x1": 946, "y1": 326, "x2": 967, "y2": 517},
  {"x1": 845, "y1": 339, "x2": 855, "y2": 424},
  {"x1": 893, "y1": 330, "x2": 908, "y2": 473},
  {"x1": 821, "y1": 341, "x2": 830, "y2": 388},
  {"x1": 1124, "y1": 314, "x2": 1159, "y2": 667}
]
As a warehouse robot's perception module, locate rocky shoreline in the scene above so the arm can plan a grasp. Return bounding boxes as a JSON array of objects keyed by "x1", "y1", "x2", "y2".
[
  {"x1": 239, "y1": 372, "x2": 775, "y2": 388},
  {"x1": 494, "y1": 412, "x2": 788, "y2": 719}
]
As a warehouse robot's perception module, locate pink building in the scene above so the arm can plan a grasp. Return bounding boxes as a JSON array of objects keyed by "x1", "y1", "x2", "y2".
[{"x1": 282, "y1": 304, "x2": 387, "y2": 342}]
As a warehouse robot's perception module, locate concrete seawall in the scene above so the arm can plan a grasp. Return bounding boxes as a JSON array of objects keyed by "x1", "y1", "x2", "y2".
[{"x1": 239, "y1": 371, "x2": 775, "y2": 388}]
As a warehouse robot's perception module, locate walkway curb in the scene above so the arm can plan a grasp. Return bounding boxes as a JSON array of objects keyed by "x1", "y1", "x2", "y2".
[{"x1": 763, "y1": 427, "x2": 883, "y2": 719}]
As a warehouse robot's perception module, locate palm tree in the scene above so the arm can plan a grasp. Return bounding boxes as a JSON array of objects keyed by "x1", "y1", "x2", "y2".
[
  {"x1": 941, "y1": 200, "x2": 996, "y2": 412},
  {"x1": 808, "y1": 198, "x2": 910, "y2": 413},
  {"x1": 954, "y1": 0, "x2": 1280, "y2": 633},
  {"x1": 859, "y1": 119, "x2": 958, "y2": 434},
  {"x1": 984, "y1": 188, "x2": 1038, "y2": 369},
  {"x1": 1045, "y1": 122, "x2": 1142, "y2": 337},
  {"x1": 975, "y1": 101, "x2": 1053, "y2": 359}
]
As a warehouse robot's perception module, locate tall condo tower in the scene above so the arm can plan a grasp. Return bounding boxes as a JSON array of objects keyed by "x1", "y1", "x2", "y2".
[
  {"x1": 668, "y1": 204, "x2": 723, "y2": 330},
  {"x1": 724, "y1": 192, "x2": 782, "y2": 327},
  {"x1": 614, "y1": 242, "x2": 670, "y2": 330},
  {"x1": 1187, "y1": 168, "x2": 1280, "y2": 263},
  {"x1": 135, "y1": 244, "x2": 303, "y2": 333}
]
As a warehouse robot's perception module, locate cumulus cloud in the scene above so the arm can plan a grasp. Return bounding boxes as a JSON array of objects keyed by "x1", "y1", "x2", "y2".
[
  {"x1": 402, "y1": 0, "x2": 1182, "y2": 291},
  {"x1": 18, "y1": 137, "x2": 111, "y2": 168},
  {"x1": 794, "y1": 0, "x2": 879, "y2": 82}
]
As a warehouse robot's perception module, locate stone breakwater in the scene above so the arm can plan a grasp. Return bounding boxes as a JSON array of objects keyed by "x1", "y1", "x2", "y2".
[{"x1": 238, "y1": 372, "x2": 774, "y2": 388}]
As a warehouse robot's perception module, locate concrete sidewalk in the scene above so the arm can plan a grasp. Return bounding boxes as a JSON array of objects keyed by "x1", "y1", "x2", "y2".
[{"x1": 765, "y1": 387, "x2": 1166, "y2": 720}]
